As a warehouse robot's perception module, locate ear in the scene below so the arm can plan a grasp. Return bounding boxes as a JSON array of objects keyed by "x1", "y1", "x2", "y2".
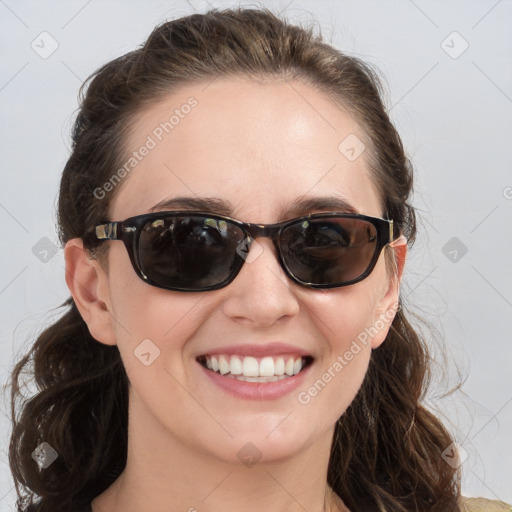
[
  {"x1": 64, "y1": 238, "x2": 117, "y2": 346},
  {"x1": 371, "y1": 236, "x2": 408, "y2": 349}
]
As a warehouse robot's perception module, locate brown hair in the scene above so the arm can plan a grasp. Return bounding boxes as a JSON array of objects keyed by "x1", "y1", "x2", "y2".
[{"x1": 9, "y1": 7, "x2": 460, "y2": 511}]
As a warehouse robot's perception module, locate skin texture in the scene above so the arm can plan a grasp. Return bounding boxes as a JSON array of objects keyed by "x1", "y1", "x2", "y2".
[{"x1": 65, "y1": 78, "x2": 406, "y2": 512}]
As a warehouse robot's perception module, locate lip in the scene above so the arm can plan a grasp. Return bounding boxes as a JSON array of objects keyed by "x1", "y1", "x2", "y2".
[
  {"x1": 198, "y1": 359, "x2": 313, "y2": 400},
  {"x1": 197, "y1": 342, "x2": 312, "y2": 358}
]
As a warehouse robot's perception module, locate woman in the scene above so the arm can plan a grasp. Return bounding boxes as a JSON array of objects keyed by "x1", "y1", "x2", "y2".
[{"x1": 9, "y1": 7, "x2": 510, "y2": 512}]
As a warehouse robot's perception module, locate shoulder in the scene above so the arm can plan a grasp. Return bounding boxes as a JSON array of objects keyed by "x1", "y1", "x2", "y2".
[{"x1": 459, "y1": 496, "x2": 511, "y2": 511}]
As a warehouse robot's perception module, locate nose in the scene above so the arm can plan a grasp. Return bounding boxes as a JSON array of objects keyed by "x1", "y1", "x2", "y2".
[{"x1": 220, "y1": 237, "x2": 300, "y2": 327}]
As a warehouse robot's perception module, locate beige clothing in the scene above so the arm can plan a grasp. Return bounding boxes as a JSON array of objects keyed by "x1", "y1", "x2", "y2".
[{"x1": 460, "y1": 496, "x2": 511, "y2": 511}]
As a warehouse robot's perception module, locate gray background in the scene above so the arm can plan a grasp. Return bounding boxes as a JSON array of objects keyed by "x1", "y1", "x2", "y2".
[{"x1": 1, "y1": 0, "x2": 511, "y2": 508}]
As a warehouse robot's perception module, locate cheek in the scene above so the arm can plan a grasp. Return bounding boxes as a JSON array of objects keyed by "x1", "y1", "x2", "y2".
[
  {"x1": 105, "y1": 249, "x2": 206, "y2": 375},
  {"x1": 298, "y1": 275, "x2": 386, "y2": 418},
  {"x1": 311, "y1": 278, "x2": 382, "y2": 356},
  {"x1": 107, "y1": 279, "x2": 212, "y2": 438},
  {"x1": 107, "y1": 245, "x2": 191, "y2": 335}
]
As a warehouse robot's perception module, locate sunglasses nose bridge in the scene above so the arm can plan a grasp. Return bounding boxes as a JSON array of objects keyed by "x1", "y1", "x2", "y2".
[
  {"x1": 240, "y1": 223, "x2": 285, "y2": 267},
  {"x1": 243, "y1": 223, "x2": 282, "y2": 247}
]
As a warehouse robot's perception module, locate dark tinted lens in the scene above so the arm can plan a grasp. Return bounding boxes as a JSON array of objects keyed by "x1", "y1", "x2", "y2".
[
  {"x1": 138, "y1": 215, "x2": 245, "y2": 290},
  {"x1": 280, "y1": 217, "x2": 378, "y2": 285}
]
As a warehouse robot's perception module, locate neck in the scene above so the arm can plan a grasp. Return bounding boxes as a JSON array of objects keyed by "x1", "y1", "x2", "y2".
[{"x1": 92, "y1": 398, "x2": 347, "y2": 512}]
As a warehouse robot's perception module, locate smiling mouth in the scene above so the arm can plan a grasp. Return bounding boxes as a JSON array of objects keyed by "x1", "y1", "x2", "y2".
[{"x1": 197, "y1": 354, "x2": 314, "y2": 382}]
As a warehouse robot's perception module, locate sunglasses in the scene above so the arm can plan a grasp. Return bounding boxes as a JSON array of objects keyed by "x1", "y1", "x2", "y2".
[{"x1": 94, "y1": 210, "x2": 403, "y2": 292}]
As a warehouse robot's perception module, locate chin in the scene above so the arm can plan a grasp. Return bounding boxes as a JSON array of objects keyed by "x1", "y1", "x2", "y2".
[{"x1": 203, "y1": 417, "x2": 323, "y2": 467}]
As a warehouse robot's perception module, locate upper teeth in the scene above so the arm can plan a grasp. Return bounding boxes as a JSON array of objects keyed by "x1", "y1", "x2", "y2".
[{"x1": 204, "y1": 354, "x2": 305, "y2": 377}]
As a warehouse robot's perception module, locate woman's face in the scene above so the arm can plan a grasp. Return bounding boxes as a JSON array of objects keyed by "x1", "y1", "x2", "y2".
[{"x1": 89, "y1": 78, "x2": 401, "y2": 465}]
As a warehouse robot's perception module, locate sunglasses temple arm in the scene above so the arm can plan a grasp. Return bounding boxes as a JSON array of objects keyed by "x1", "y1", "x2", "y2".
[
  {"x1": 95, "y1": 222, "x2": 119, "y2": 240},
  {"x1": 386, "y1": 220, "x2": 407, "y2": 247}
]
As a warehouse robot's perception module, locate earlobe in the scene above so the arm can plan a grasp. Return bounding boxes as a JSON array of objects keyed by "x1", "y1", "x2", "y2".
[
  {"x1": 370, "y1": 238, "x2": 408, "y2": 349},
  {"x1": 64, "y1": 238, "x2": 117, "y2": 346}
]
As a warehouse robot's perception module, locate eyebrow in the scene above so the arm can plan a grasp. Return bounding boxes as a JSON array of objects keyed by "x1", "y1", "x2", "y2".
[{"x1": 148, "y1": 195, "x2": 359, "y2": 219}]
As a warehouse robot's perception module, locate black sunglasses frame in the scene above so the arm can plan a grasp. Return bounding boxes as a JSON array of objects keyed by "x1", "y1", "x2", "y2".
[{"x1": 94, "y1": 210, "x2": 398, "y2": 292}]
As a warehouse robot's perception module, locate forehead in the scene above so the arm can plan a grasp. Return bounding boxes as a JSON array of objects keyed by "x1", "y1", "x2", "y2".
[{"x1": 110, "y1": 78, "x2": 382, "y2": 222}]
